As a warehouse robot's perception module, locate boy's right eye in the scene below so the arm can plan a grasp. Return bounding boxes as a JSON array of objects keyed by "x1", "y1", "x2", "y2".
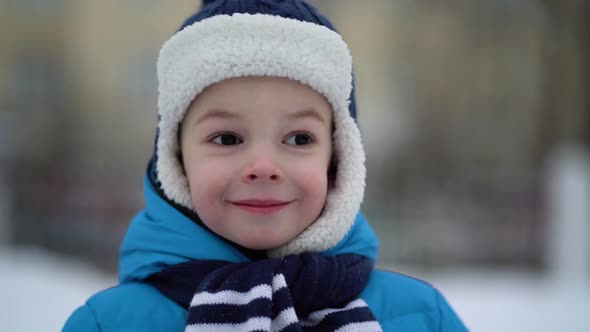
[{"x1": 210, "y1": 133, "x2": 243, "y2": 145}]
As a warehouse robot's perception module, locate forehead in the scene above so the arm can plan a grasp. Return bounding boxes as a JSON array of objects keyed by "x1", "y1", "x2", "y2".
[{"x1": 185, "y1": 76, "x2": 333, "y2": 121}]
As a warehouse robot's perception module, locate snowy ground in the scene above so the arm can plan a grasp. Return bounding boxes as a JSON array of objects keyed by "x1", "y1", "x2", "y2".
[
  {"x1": 0, "y1": 247, "x2": 116, "y2": 332},
  {"x1": 401, "y1": 267, "x2": 590, "y2": 332},
  {"x1": 1, "y1": 246, "x2": 589, "y2": 331}
]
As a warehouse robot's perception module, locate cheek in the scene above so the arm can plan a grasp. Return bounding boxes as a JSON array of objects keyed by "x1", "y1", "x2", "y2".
[
  {"x1": 185, "y1": 162, "x2": 230, "y2": 206},
  {"x1": 293, "y1": 161, "x2": 329, "y2": 201}
]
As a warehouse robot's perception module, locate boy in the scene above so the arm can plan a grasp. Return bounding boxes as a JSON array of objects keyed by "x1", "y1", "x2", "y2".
[{"x1": 63, "y1": 1, "x2": 468, "y2": 331}]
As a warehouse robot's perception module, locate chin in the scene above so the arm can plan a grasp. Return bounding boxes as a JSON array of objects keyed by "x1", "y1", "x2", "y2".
[{"x1": 238, "y1": 237, "x2": 290, "y2": 251}]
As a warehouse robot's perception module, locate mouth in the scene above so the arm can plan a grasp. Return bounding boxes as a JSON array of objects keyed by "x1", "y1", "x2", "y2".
[{"x1": 230, "y1": 199, "x2": 292, "y2": 216}]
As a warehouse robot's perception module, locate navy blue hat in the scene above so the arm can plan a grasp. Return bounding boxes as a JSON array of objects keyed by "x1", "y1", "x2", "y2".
[
  {"x1": 151, "y1": 0, "x2": 366, "y2": 257},
  {"x1": 181, "y1": 0, "x2": 336, "y2": 30},
  {"x1": 178, "y1": 0, "x2": 358, "y2": 120}
]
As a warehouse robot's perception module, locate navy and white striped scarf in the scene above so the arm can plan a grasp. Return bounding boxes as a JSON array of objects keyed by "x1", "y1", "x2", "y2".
[{"x1": 147, "y1": 253, "x2": 383, "y2": 332}]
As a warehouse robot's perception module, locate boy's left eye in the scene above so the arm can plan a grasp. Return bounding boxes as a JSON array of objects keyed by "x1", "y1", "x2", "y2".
[{"x1": 284, "y1": 133, "x2": 314, "y2": 146}]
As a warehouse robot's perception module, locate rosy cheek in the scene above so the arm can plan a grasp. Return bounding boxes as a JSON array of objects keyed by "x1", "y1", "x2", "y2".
[
  {"x1": 191, "y1": 165, "x2": 229, "y2": 199},
  {"x1": 300, "y1": 169, "x2": 328, "y2": 195}
]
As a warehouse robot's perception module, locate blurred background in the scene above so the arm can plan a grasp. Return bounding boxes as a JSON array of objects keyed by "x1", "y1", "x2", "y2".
[{"x1": 0, "y1": 0, "x2": 589, "y2": 331}]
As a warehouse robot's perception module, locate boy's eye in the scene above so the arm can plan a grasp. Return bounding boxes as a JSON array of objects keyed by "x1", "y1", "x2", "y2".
[
  {"x1": 284, "y1": 133, "x2": 314, "y2": 146},
  {"x1": 210, "y1": 133, "x2": 243, "y2": 145}
]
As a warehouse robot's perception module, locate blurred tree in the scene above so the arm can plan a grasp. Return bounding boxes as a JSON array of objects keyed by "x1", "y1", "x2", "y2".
[{"x1": 536, "y1": 0, "x2": 590, "y2": 157}]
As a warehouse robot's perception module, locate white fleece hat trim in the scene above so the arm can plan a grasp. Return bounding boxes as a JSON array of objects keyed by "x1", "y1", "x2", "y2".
[{"x1": 156, "y1": 13, "x2": 366, "y2": 257}]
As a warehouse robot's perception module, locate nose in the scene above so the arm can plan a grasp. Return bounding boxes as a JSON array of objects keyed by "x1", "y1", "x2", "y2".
[{"x1": 241, "y1": 151, "x2": 284, "y2": 184}]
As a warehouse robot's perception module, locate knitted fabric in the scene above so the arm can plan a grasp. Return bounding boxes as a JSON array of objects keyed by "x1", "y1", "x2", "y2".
[{"x1": 147, "y1": 253, "x2": 383, "y2": 332}]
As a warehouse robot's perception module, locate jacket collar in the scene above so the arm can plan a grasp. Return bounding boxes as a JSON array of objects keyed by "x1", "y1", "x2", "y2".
[{"x1": 119, "y1": 175, "x2": 378, "y2": 283}]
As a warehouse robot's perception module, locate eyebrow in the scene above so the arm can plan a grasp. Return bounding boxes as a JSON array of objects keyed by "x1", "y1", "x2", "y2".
[
  {"x1": 287, "y1": 109, "x2": 329, "y2": 127},
  {"x1": 193, "y1": 108, "x2": 329, "y2": 127},
  {"x1": 193, "y1": 109, "x2": 241, "y2": 126}
]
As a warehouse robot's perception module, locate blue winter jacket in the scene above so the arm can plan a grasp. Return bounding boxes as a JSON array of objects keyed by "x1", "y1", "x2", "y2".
[{"x1": 62, "y1": 176, "x2": 468, "y2": 331}]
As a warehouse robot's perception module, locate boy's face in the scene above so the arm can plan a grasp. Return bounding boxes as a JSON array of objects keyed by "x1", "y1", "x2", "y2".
[{"x1": 180, "y1": 76, "x2": 333, "y2": 250}]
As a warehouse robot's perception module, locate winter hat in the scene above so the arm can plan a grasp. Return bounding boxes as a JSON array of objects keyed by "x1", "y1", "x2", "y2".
[{"x1": 151, "y1": 0, "x2": 366, "y2": 257}]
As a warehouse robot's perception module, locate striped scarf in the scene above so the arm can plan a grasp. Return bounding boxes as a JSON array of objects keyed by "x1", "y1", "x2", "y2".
[{"x1": 147, "y1": 253, "x2": 383, "y2": 332}]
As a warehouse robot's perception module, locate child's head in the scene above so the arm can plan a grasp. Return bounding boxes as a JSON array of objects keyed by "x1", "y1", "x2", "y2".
[
  {"x1": 152, "y1": 0, "x2": 366, "y2": 257},
  {"x1": 179, "y1": 76, "x2": 333, "y2": 250}
]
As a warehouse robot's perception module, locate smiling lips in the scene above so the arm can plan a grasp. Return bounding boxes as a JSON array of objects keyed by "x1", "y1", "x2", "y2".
[{"x1": 231, "y1": 199, "x2": 292, "y2": 215}]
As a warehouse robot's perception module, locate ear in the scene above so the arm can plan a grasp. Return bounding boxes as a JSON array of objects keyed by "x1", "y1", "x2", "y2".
[
  {"x1": 327, "y1": 119, "x2": 337, "y2": 187},
  {"x1": 327, "y1": 155, "x2": 337, "y2": 188},
  {"x1": 177, "y1": 126, "x2": 187, "y2": 176}
]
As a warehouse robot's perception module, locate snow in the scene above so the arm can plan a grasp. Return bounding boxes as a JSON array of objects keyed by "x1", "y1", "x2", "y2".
[
  {"x1": 1, "y1": 247, "x2": 589, "y2": 331},
  {"x1": 0, "y1": 247, "x2": 116, "y2": 332},
  {"x1": 412, "y1": 268, "x2": 590, "y2": 332}
]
